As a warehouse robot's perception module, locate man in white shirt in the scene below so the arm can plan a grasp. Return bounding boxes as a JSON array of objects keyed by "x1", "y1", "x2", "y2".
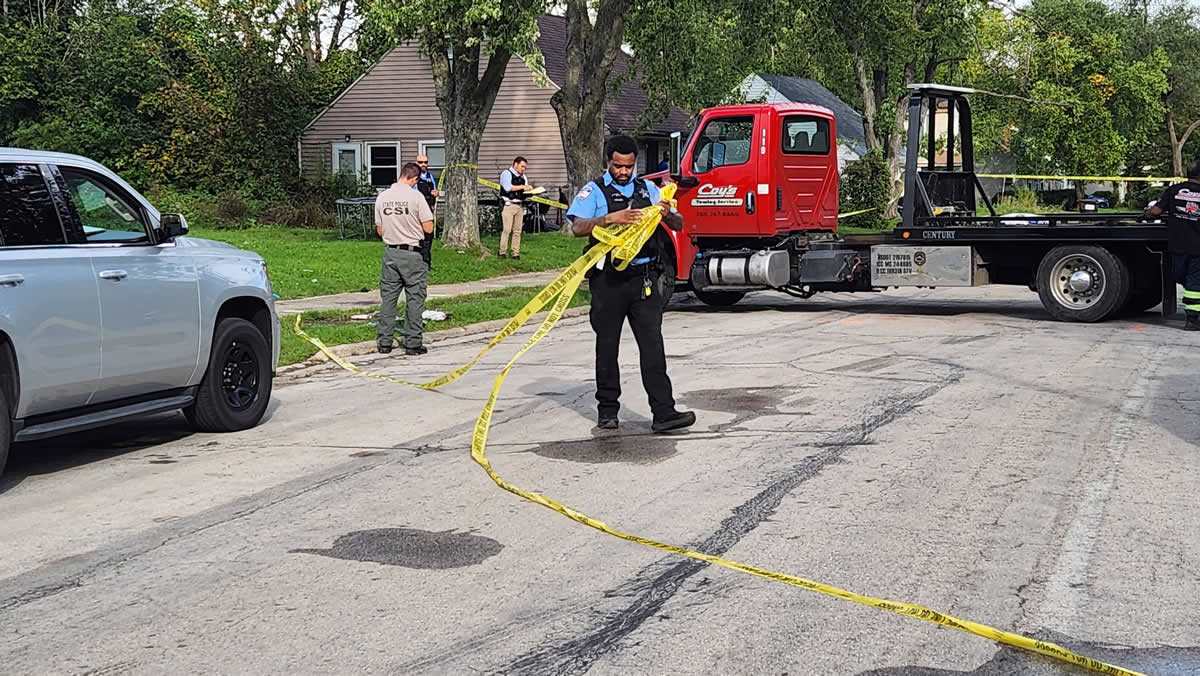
[{"x1": 498, "y1": 156, "x2": 530, "y2": 259}]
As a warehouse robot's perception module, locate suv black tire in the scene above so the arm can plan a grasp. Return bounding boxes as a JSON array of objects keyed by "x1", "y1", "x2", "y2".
[
  {"x1": 693, "y1": 288, "x2": 746, "y2": 307},
  {"x1": 0, "y1": 386, "x2": 10, "y2": 478},
  {"x1": 1036, "y1": 245, "x2": 1129, "y2": 322},
  {"x1": 186, "y1": 318, "x2": 272, "y2": 433}
]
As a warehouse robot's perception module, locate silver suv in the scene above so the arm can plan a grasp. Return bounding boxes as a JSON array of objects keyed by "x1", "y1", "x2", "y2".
[{"x1": 0, "y1": 149, "x2": 280, "y2": 476}]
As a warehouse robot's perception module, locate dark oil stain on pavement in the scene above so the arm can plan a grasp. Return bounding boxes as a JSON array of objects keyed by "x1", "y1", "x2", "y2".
[
  {"x1": 290, "y1": 528, "x2": 503, "y2": 569},
  {"x1": 523, "y1": 387, "x2": 810, "y2": 465},
  {"x1": 526, "y1": 436, "x2": 678, "y2": 465},
  {"x1": 682, "y1": 386, "x2": 813, "y2": 432},
  {"x1": 858, "y1": 630, "x2": 1200, "y2": 676}
]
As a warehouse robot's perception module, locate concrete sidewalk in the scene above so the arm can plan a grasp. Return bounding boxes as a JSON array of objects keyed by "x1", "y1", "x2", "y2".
[{"x1": 275, "y1": 268, "x2": 565, "y2": 314}]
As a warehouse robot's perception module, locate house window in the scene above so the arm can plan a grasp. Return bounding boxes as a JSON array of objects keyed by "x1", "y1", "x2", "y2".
[
  {"x1": 783, "y1": 116, "x2": 831, "y2": 155},
  {"x1": 331, "y1": 142, "x2": 361, "y2": 178},
  {"x1": 366, "y1": 143, "x2": 401, "y2": 187},
  {"x1": 420, "y1": 140, "x2": 446, "y2": 181}
]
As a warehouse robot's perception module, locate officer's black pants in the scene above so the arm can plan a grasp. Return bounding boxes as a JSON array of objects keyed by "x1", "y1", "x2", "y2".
[{"x1": 588, "y1": 269, "x2": 676, "y2": 421}]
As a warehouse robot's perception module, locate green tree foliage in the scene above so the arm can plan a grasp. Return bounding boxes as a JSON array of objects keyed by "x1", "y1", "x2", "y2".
[
  {"x1": 625, "y1": 0, "x2": 789, "y2": 120},
  {"x1": 1120, "y1": 0, "x2": 1200, "y2": 176},
  {"x1": 0, "y1": 0, "x2": 379, "y2": 196},
  {"x1": 789, "y1": 0, "x2": 980, "y2": 216},
  {"x1": 965, "y1": 0, "x2": 1169, "y2": 188}
]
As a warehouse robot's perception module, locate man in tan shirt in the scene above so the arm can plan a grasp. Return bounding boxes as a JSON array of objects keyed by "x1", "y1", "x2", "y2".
[{"x1": 375, "y1": 162, "x2": 434, "y2": 355}]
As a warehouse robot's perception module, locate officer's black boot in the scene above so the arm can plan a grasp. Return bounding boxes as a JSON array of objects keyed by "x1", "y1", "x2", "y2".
[
  {"x1": 652, "y1": 410, "x2": 696, "y2": 433},
  {"x1": 1185, "y1": 311, "x2": 1200, "y2": 331}
]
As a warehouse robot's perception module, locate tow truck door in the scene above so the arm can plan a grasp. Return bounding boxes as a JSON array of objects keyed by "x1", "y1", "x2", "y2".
[
  {"x1": 676, "y1": 112, "x2": 762, "y2": 237},
  {"x1": 775, "y1": 111, "x2": 839, "y2": 231}
]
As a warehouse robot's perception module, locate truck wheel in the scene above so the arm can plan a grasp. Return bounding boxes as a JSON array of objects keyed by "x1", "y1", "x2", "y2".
[
  {"x1": 0, "y1": 386, "x2": 9, "y2": 478},
  {"x1": 185, "y1": 317, "x2": 273, "y2": 433},
  {"x1": 693, "y1": 289, "x2": 746, "y2": 307},
  {"x1": 1036, "y1": 246, "x2": 1129, "y2": 322}
]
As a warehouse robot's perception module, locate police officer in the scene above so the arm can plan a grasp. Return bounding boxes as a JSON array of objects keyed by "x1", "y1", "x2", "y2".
[
  {"x1": 375, "y1": 162, "x2": 434, "y2": 354},
  {"x1": 567, "y1": 135, "x2": 696, "y2": 433},
  {"x1": 499, "y1": 157, "x2": 530, "y2": 259},
  {"x1": 415, "y1": 154, "x2": 439, "y2": 269},
  {"x1": 1146, "y1": 158, "x2": 1200, "y2": 330}
]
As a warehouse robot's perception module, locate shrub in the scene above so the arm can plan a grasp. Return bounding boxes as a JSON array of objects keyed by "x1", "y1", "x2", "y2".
[
  {"x1": 994, "y1": 186, "x2": 1041, "y2": 215},
  {"x1": 214, "y1": 191, "x2": 251, "y2": 222},
  {"x1": 839, "y1": 151, "x2": 892, "y2": 230}
]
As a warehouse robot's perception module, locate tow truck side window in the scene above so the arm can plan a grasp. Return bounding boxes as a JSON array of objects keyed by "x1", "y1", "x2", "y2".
[
  {"x1": 783, "y1": 116, "x2": 831, "y2": 155},
  {"x1": 58, "y1": 167, "x2": 150, "y2": 244},
  {"x1": 0, "y1": 164, "x2": 67, "y2": 247},
  {"x1": 691, "y1": 116, "x2": 753, "y2": 173}
]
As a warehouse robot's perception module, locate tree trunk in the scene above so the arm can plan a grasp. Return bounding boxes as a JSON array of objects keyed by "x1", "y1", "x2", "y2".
[
  {"x1": 855, "y1": 56, "x2": 881, "y2": 153},
  {"x1": 551, "y1": 0, "x2": 635, "y2": 202},
  {"x1": 441, "y1": 128, "x2": 485, "y2": 249},
  {"x1": 429, "y1": 43, "x2": 511, "y2": 250},
  {"x1": 1168, "y1": 110, "x2": 1200, "y2": 178},
  {"x1": 882, "y1": 64, "x2": 917, "y2": 219},
  {"x1": 1169, "y1": 110, "x2": 1182, "y2": 178}
]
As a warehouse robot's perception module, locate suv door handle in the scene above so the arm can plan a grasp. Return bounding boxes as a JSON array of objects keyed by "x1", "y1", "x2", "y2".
[
  {"x1": 0, "y1": 274, "x2": 24, "y2": 287},
  {"x1": 98, "y1": 270, "x2": 128, "y2": 281}
]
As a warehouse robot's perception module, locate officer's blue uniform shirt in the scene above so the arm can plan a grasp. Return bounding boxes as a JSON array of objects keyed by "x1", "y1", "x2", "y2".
[{"x1": 567, "y1": 171, "x2": 663, "y2": 221}]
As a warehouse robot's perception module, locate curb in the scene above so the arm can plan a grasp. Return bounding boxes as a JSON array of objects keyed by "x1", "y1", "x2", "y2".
[{"x1": 278, "y1": 306, "x2": 591, "y2": 381}]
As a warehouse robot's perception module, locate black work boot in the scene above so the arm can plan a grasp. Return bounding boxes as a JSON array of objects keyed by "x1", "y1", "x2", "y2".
[
  {"x1": 1185, "y1": 311, "x2": 1200, "y2": 331},
  {"x1": 597, "y1": 415, "x2": 619, "y2": 430},
  {"x1": 652, "y1": 410, "x2": 696, "y2": 434}
]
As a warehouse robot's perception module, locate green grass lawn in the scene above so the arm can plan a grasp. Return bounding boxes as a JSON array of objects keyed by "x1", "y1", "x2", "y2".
[
  {"x1": 190, "y1": 227, "x2": 583, "y2": 300},
  {"x1": 280, "y1": 285, "x2": 591, "y2": 366}
]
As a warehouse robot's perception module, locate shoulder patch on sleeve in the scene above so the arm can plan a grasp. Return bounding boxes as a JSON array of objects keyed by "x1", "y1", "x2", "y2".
[{"x1": 576, "y1": 184, "x2": 593, "y2": 200}]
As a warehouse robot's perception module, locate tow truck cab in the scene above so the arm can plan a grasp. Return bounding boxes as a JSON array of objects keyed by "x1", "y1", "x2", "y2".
[{"x1": 665, "y1": 103, "x2": 841, "y2": 283}]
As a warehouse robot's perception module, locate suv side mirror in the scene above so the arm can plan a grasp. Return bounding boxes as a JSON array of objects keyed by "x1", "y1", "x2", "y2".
[{"x1": 161, "y1": 213, "x2": 189, "y2": 240}]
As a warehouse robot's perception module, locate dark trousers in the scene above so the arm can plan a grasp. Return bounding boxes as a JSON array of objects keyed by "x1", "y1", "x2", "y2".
[
  {"x1": 588, "y1": 269, "x2": 676, "y2": 420},
  {"x1": 1174, "y1": 255, "x2": 1200, "y2": 313}
]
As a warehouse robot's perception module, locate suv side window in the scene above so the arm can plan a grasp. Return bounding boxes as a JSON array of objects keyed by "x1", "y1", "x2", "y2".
[
  {"x1": 58, "y1": 167, "x2": 150, "y2": 244},
  {"x1": 0, "y1": 164, "x2": 67, "y2": 246}
]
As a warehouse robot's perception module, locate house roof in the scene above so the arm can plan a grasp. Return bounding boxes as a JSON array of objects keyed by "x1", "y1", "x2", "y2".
[
  {"x1": 756, "y1": 75, "x2": 867, "y2": 149},
  {"x1": 536, "y1": 15, "x2": 691, "y2": 137}
]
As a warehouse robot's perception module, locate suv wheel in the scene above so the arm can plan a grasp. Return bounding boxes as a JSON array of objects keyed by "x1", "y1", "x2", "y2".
[
  {"x1": 186, "y1": 318, "x2": 272, "y2": 433},
  {"x1": 0, "y1": 386, "x2": 10, "y2": 478}
]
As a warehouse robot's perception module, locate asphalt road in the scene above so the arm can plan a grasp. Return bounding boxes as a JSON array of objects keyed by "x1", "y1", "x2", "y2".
[{"x1": 2, "y1": 287, "x2": 1198, "y2": 676}]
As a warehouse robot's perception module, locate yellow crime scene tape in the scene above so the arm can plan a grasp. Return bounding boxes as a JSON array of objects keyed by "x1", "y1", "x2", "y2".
[
  {"x1": 978, "y1": 172, "x2": 1182, "y2": 184},
  {"x1": 294, "y1": 182, "x2": 1141, "y2": 676},
  {"x1": 437, "y1": 162, "x2": 570, "y2": 210}
]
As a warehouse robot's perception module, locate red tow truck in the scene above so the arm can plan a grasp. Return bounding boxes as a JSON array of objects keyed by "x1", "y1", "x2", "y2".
[{"x1": 655, "y1": 84, "x2": 1174, "y2": 322}]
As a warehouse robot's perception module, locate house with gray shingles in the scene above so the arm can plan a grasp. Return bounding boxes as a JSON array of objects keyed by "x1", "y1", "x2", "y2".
[
  {"x1": 739, "y1": 74, "x2": 869, "y2": 170},
  {"x1": 299, "y1": 15, "x2": 690, "y2": 197}
]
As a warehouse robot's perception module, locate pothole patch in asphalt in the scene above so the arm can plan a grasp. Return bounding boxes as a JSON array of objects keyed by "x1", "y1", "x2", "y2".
[{"x1": 291, "y1": 528, "x2": 503, "y2": 569}]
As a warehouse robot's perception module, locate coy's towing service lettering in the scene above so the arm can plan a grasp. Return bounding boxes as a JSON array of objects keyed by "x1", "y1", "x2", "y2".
[{"x1": 691, "y1": 183, "x2": 743, "y2": 207}]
